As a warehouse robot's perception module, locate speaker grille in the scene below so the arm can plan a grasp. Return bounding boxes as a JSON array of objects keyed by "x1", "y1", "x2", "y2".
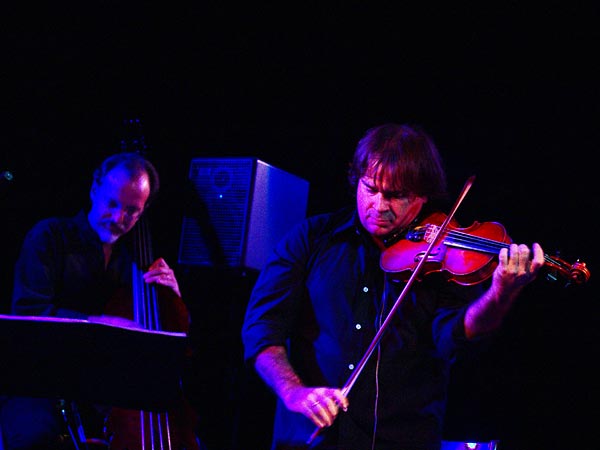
[
  {"x1": 179, "y1": 157, "x2": 309, "y2": 270},
  {"x1": 179, "y1": 158, "x2": 255, "y2": 267}
]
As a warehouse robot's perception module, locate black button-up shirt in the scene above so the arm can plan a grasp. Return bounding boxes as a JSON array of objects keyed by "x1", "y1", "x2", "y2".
[{"x1": 12, "y1": 210, "x2": 132, "y2": 318}]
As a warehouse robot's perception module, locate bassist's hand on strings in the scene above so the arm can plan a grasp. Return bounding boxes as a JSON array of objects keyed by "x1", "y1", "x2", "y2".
[{"x1": 143, "y1": 257, "x2": 181, "y2": 297}]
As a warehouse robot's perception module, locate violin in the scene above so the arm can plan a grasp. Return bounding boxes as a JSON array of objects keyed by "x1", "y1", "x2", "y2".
[{"x1": 380, "y1": 211, "x2": 591, "y2": 286}]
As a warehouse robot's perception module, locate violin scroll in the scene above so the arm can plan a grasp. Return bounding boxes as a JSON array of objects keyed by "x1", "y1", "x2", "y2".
[{"x1": 544, "y1": 255, "x2": 591, "y2": 286}]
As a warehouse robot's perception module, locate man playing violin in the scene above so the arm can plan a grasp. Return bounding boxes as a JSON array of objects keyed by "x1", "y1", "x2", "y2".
[
  {"x1": 241, "y1": 123, "x2": 544, "y2": 450},
  {"x1": 0, "y1": 152, "x2": 194, "y2": 449}
]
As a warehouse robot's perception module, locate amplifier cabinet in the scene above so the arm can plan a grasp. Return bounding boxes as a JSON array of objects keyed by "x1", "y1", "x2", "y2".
[{"x1": 178, "y1": 157, "x2": 309, "y2": 271}]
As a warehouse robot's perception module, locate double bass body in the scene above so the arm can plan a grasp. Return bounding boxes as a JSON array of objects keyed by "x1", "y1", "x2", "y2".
[{"x1": 102, "y1": 217, "x2": 201, "y2": 450}]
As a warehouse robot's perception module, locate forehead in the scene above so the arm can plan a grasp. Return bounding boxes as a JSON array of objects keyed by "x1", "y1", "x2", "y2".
[
  {"x1": 363, "y1": 162, "x2": 403, "y2": 191},
  {"x1": 98, "y1": 167, "x2": 150, "y2": 200}
]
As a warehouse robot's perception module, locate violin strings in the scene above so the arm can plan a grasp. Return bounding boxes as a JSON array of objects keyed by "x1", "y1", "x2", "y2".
[
  {"x1": 440, "y1": 228, "x2": 570, "y2": 271},
  {"x1": 439, "y1": 228, "x2": 508, "y2": 253}
]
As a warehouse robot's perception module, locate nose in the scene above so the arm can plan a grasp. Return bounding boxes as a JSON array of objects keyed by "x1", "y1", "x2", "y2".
[
  {"x1": 373, "y1": 192, "x2": 390, "y2": 211},
  {"x1": 110, "y1": 208, "x2": 128, "y2": 224}
]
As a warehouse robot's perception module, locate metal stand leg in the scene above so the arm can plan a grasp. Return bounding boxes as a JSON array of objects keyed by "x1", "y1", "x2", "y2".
[{"x1": 59, "y1": 400, "x2": 83, "y2": 450}]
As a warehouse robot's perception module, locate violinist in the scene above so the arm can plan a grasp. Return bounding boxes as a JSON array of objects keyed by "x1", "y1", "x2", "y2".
[
  {"x1": 241, "y1": 123, "x2": 545, "y2": 450},
  {"x1": 0, "y1": 152, "x2": 197, "y2": 449}
]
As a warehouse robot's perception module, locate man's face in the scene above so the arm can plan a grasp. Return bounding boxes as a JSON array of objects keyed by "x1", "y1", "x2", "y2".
[
  {"x1": 88, "y1": 166, "x2": 150, "y2": 244},
  {"x1": 356, "y1": 173, "x2": 427, "y2": 245}
]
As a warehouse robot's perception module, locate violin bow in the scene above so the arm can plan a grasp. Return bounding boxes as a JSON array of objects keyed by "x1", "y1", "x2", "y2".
[{"x1": 307, "y1": 175, "x2": 476, "y2": 445}]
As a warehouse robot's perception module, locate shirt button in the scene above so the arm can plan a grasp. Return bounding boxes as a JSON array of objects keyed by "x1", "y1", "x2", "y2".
[
  {"x1": 348, "y1": 364, "x2": 355, "y2": 370},
  {"x1": 362, "y1": 286, "x2": 369, "y2": 292},
  {"x1": 355, "y1": 323, "x2": 362, "y2": 330}
]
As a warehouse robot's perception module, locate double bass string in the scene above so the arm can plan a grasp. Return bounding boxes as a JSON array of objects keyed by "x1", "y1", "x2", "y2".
[
  {"x1": 132, "y1": 215, "x2": 173, "y2": 449},
  {"x1": 133, "y1": 216, "x2": 161, "y2": 331}
]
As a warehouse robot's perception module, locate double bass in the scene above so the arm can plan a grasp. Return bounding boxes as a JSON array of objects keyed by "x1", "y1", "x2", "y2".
[{"x1": 102, "y1": 119, "x2": 201, "y2": 449}]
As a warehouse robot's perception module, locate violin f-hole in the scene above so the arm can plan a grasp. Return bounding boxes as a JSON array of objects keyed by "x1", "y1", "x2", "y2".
[{"x1": 414, "y1": 246, "x2": 445, "y2": 264}]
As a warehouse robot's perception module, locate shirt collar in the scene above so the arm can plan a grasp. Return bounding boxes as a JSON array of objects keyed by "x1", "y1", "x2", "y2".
[{"x1": 329, "y1": 207, "x2": 371, "y2": 243}]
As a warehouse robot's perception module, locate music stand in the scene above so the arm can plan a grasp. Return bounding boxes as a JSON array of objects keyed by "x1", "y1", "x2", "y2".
[{"x1": 0, "y1": 314, "x2": 189, "y2": 411}]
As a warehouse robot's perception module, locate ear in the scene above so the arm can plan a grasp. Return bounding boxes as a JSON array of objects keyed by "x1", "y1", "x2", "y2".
[{"x1": 90, "y1": 183, "x2": 98, "y2": 200}]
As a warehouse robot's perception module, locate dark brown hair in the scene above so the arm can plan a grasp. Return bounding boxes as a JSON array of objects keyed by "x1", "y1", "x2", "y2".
[{"x1": 348, "y1": 123, "x2": 448, "y2": 206}]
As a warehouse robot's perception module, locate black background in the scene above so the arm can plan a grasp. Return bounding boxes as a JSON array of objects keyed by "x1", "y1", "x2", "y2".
[{"x1": 1, "y1": 3, "x2": 598, "y2": 449}]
